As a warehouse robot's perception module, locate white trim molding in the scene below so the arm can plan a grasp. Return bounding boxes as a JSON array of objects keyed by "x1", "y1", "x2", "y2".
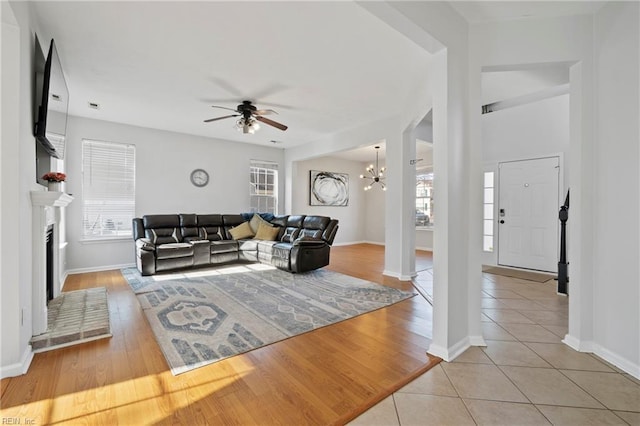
[
  {"x1": 563, "y1": 335, "x2": 640, "y2": 379},
  {"x1": 382, "y1": 269, "x2": 415, "y2": 281},
  {"x1": 0, "y1": 346, "x2": 34, "y2": 379},
  {"x1": 66, "y1": 263, "x2": 136, "y2": 276},
  {"x1": 428, "y1": 337, "x2": 475, "y2": 362}
]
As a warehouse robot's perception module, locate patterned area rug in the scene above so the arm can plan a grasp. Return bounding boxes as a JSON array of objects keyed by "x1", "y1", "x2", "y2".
[{"x1": 122, "y1": 264, "x2": 416, "y2": 375}]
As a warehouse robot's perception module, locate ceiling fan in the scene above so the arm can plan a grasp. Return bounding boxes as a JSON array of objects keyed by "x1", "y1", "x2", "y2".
[{"x1": 204, "y1": 100, "x2": 288, "y2": 134}]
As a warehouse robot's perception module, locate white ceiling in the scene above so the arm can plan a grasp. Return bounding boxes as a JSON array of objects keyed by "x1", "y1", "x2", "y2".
[
  {"x1": 30, "y1": 1, "x2": 604, "y2": 163},
  {"x1": 31, "y1": 1, "x2": 432, "y2": 151},
  {"x1": 481, "y1": 65, "x2": 570, "y2": 105},
  {"x1": 450, "y1": 1, "x2": 606, "y2": 23}
]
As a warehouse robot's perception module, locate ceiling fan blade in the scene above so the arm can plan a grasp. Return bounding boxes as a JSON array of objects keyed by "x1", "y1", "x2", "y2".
[
  {"x1": 211, "y1": 105, "x2": 240, "y2": 113},
  {"x1": 255, "y1": 115, "x2": 288, "y2": 131},
  {"x1": 254, "y1": 109, "x2": 278, "y2": 116},
  {"x1": 203, "y1": 114, "x2": 239, "y2": 123}
]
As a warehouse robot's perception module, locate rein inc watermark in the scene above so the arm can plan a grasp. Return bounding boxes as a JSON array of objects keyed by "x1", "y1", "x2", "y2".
[{"x1": 2, "y1": 418, "x2": 36, "y2": 425}]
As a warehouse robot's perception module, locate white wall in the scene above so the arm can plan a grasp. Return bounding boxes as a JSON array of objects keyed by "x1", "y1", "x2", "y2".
[
  {"x1": 64, "y1": 116, "x2": 285, "y2": 273},
  {"x1": 292, "y1": 157, "x2": 367, "y2": 245},
  {"x1": 592, "y1": 1, "x2": 640, "y2": 376},
  {"x1": 363, "y1": 175, "x2": 386, "y2": 244},
  {"x1": 483, "y1": 94, "x2": 569, "y2": 165},
  {"x1": 471, "y1": 8, "x2": 640, "y2": 377},
  {"x1": 482, "y1": 94, "x2": 570, "y2": 265},
  {"x1": 1, "y1": 1, "x2": 46, "y2": 378},
  {"x1": 376, "y1": 1, "x2": 484, "y2": 360}
]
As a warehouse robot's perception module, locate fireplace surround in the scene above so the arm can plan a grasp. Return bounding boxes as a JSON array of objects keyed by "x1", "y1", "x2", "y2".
[{"x1": 30, "y1": 190, "x2": 73, "y2": 336}]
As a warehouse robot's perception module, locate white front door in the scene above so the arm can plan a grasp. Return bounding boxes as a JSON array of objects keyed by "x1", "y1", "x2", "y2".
[{"x1": 498, "y1": 157, "x2": 560, "y2": 272}]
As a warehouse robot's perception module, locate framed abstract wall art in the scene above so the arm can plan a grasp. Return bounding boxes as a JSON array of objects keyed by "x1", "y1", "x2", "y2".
[{"x1": 309, "y1": 170, "x2": 349, "y2": 206}]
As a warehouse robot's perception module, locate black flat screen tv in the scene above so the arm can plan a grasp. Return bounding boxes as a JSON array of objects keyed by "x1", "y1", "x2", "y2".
[{"x1": 34, "y1": 39, "x2": 68, "y2": 159}]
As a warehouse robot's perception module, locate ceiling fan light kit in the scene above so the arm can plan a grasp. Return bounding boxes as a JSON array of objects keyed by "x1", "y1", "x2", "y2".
[
  {"x1": 204, "y1": 100, "x2": 288, "y2": 134},
  {"x1": 236, "y1": 117, "x2": 260, "y2": 134},
  {"x1": 360, "y1": 146, "x2": 386, "y2": 191}
]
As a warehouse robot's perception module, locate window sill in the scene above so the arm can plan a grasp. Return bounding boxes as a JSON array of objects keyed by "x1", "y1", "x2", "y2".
[
  {"x1": 416, "y1": 226, "x2": 434, "y2": 231},
  {"x1": 80, "y1": 237, "x2": 131, "y2": 244}
]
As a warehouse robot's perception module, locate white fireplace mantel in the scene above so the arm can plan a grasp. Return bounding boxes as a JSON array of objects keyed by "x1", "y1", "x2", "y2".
[
  {"x1": 30, "y1": 190, "x2": 74, "y2": 336},
  {"x1": 30, "y1": 191, "x2": 74, "y2": 208}
]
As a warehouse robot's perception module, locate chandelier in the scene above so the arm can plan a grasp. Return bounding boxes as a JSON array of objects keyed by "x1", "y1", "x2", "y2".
[
  {"x1": 360, "y1": 146, "x2": 386, "y2": 191},
  {"x1": 236, "y1": 117, "x2": 260, "y2": 134}
]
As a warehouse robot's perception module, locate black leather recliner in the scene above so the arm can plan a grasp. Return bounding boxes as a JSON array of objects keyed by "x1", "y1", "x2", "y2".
[{"x1": 132, "y1": 213, "x2": 339, "y2": 276}]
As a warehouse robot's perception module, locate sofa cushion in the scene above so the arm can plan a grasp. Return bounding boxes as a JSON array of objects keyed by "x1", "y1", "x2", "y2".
[
  {"x1": 254, "y1": 222, "x2": 280, "y2": 241},
  {"x1": 256, "y1": 240, "x2": 279, "y2": 255},
  {"x1": 238, "y1": 239, "x2": 258, "y2": 252},
  {"x1": 143, "y1": 214, "x2": 179, "y2": 229},
  {"x1": 271, "y1": 242, "x2": 293, "y2": 270},
  {"x1": 281, "y1": 227, "x2": 300, "y2": 243},
  {"x1": 156, "y1": 243, "x2": 194, "y2": 260},
  {"x1": 210, "y1": 240, "x2": 239, "y2": 254},
  {"x1": 146, "y1": 228, "x2": 180, "y2": 245},
  {"x1": 249, "y1": 214, "x2": 271, "y2": 233},
  {"x1": 229, "y1": 221, "x2": 255, "y2": 240},
  {"x1": 270, "y1": 215, "x2": 288, "y2": 228},
  {"x1": 222, "y1": 214, "x2": 247, "y2": 239},
  {"x1": 197, "y1": 214, "x2": 224, "y2": 241},
  {"x1": 298, "y1": 228, "x2": 323, "y2": 239},
  {"x1": 303, "y1": 215, "x2": 330, "y2": 231},
  {"x1": 143, "y1": 215, "x2": 181, "y2": 244},
  {"x1": 179, "y1": 213, "x2": 199, "y2": 240},
  {"x1": 242, "y1": 212, "x2": 276, "y2": 222}
]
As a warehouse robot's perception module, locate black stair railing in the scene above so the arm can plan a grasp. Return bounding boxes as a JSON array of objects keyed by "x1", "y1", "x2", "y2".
[{"x1": 557, "y1": 189, "x2": 570, "y2": 295}]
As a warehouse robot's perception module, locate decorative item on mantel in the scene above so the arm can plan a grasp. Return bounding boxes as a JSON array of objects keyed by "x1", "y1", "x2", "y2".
[{"x1": 42, "y1": 172, "x2": 66, "y2": 192}]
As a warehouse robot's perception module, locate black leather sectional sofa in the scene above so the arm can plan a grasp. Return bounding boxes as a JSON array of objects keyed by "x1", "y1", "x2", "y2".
[{"x1": 132, "y1": 213, "x2": 339, "y2": 276}]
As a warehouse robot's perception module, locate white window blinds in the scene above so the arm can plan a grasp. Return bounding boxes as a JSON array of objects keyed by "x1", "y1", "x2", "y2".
[
  {"x1": 250, "y1": 160, "x2": 278, "y2": 214},
  {"x1": 82, "y1": 139, "x2": 136, "y2": 238}
]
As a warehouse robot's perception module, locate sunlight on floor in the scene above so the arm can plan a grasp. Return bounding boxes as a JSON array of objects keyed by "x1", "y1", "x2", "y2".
[
  {"x1": 30, "y1": 367, "x2": 257, "y2": 424},
  {"x1": 150, "y1": 263, "x2": 278, "y2": 282}
]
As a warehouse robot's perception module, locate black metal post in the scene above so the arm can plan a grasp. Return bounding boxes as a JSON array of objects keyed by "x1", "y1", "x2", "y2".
[{"x1": 557, "y1": 190, "x2": 570, "y2": 295}]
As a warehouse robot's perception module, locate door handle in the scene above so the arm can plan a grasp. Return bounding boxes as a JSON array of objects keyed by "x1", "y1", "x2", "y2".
[{"x1": 500, "y1": 220, "x2": 505, "y2": 224}]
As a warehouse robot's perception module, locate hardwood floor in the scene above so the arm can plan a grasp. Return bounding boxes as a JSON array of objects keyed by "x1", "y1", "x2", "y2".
[{"x1": 0, "y1": 244, "x2": 437, "y2": 425}]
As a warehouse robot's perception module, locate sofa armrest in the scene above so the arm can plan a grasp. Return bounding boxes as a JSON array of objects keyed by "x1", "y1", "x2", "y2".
[
  {"x1": 135, "y1": 238, "x2": 157, "y2": 276},
  {"x1": 293, "y1": 236, "x2": 327, "y2": 247},
  {"x1": 290, "y1": 242, "x2": 331, "y2": 273},
  {"x1": 190, "y1": 239, "x2": 211, "y2": 266},
  {"x1": 136, "y1": 238, "x2": 155, "y2": 251}
]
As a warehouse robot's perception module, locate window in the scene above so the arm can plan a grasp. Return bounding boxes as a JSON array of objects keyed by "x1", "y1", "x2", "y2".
[
  {"x1": 483, "y1": 171, "x2": 495, "y2": 251},
  {"x1": 416, "y1": 172, "x2": 434, "y2": 227},
  {"x1": 250, "y1": 160, "x2": 278, "y2": 214},
  {"x1": 82, "y1": 139, "x2": 135, "y2": 239}
]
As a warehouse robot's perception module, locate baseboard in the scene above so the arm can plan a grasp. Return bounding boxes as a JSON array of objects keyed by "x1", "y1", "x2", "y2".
[
  {"x1": 67, "y1": 263, "x2": 136, "y2": 275},
  {"x1": 332, "y1": 240, "x2": 367, "y2": 247},
  {"x1": 427, "y1": 337, "x2": 473, "y2": 362},
  {"x1": 562, "y1": 334, "x2": 587, "y2": 352},
  {"x1": 593, "y1": 343, "x2": 640, "y2": 379},
  {"x1": 0, "y1": 345, "x2": 34, "y2": 379},
  {"x1": 469, "y1": 335, "x2": 487, "y2": 347},
  {"x1": 563, "y1": 335, "x2": 640, "y2": 379},
  {"x1": 60, "y1": 271, "x2": 69, "y2": 289},
  {"x1": 382, "y1": 269, "x2": 415, "y2": 281}
]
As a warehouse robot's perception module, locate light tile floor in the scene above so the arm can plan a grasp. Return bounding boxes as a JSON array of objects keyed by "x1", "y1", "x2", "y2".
[{"x1": 349, "y1": 271, "x2": 640, "y2": 425}]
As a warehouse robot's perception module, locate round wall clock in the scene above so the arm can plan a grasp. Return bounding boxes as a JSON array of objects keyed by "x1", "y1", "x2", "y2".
[{"x1": 190, "y1": 169, "x2": 209, "y2": 187}]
